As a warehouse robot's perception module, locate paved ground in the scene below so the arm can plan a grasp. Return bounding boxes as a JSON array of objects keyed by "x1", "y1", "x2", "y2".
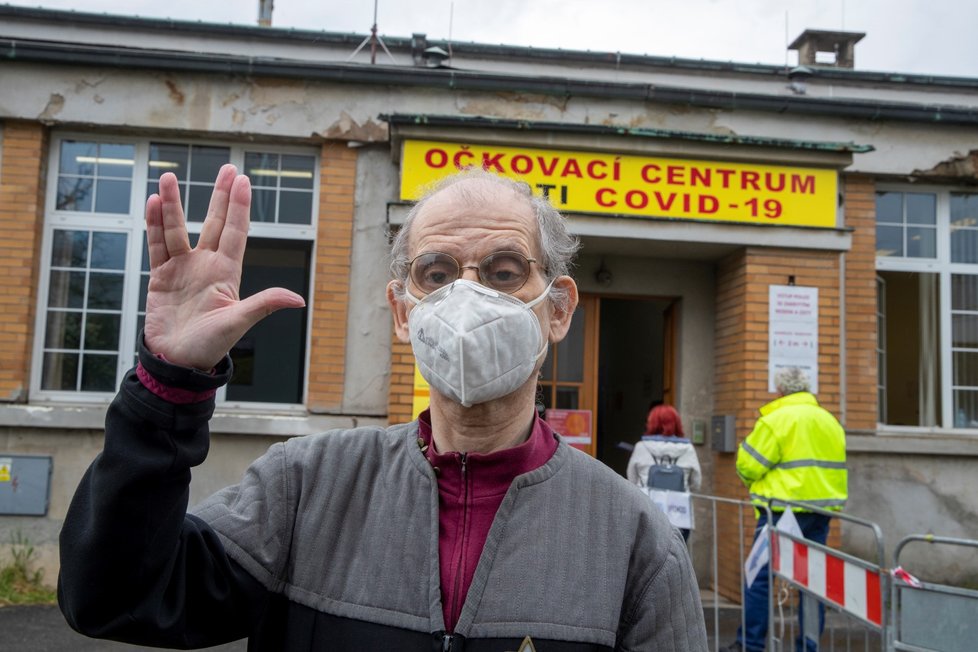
[
  {"x1": 0, "y1": 604, "x2": 246, "y2": 652},
  {"x1": 1, "y1": 600, "x2": 878, "y2": 651}
]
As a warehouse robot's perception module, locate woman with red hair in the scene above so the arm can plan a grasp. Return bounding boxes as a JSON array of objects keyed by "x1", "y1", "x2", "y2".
[{"x1": 626, "y1": 404, "x2": 702, "y2": 540}]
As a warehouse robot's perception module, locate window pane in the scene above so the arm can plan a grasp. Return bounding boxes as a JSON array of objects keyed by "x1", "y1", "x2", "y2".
[
  {"x1": 952, "y1": 275, "x2": 978, "y2": 311},
  {"x1": 57, "y1": 177, "x2": 93, "y2": 211},
  {"x1": 95, "y1": 179, "x2": 132, "y2": 213},
  {"x1": 190, "y1": 146, "x2": 230, "y2": 183},
  {"x1": 556, "y1": 303, "x2": 585, "y2": 382},
  {"x1": 80, "y1": 354, "x2": 117, "y2": 391},
  {"x1": 45, "y1": 311, "x2": 82, "y2": 349},
  {"x1": 953, "y1": 352, "x2": 978, "y2": 387},
  {"x1": 281, "y1": 155, "x2": 315, "y2": 189},
  {"x1": 278, "y1": 191, "x2": 312, "y2": 224},
  {"x1": 186, "y1": 184, "x2": 212, "y2": 222},
  {"x1": 875, "y1": 192, "x2": 903, "y2": 224},
  {"x1": 246, "y1": 152, "x2": 278, "y2": 187},
  {"x1": 906, "y1": 193, "x2": 936, "y2": 225},
  {"x1": 51, "y1": 230, "x2": 89, "y2": 268},
  {"x1": 149, "y1": 143, "x2": 189, "y2": 179},
  {"x1": 953, "y1": 390, "x2": 978, "y2": 428},
  {"x1": 225, "y1": 238, "x2": 310, "y2": 403},
  {"x1": 87, "y1": 272, "x2": 124, "y2": 310},
  {"x1": 41, "y1": 352, "x2": 78, "y2": 390},
  {"x1": 950, "y1": 193, "x2": 978, "y2": 228},
  {"x1": 85, "y1": 313, "x2": 121, "y2": 350},
  {"x1": 951, "y1": 228, "x2": 978, "y2": 264},
  {"x1": 878, "y1": 271, "x2": 941, "y2": 427},
  {"x1": 59, "y1": 141, "x2": 96, "y2": 176},
  {"x1": 556, "y1": 387, "x2": 579, "y2": 409},
  {"x1": 90, "y1": 232, "x2": 127, "y2": 270},
  {"x1": 47, "y1": 271, "x2": 86, "y2": 308},
  {"x1": 876, "y1": 225, "x2": 903, "y2": 257},
  {"x1": 252, "y1": 188, "x2": 276, "y2": 223},
  {"x1": 952, "y1": 314, "x2": 978, "y2": 349},
  {"x1": 906, "y1": 226, "x2": 936, "y2": 258},
  {"x1": 96, "y1": 143, "x2": 135, "y2": 178}
]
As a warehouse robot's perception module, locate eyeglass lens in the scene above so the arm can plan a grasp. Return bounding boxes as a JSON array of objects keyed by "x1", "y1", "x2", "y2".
[{"x1": 411, "y1": 251, "x2": 533, "y2": 294}]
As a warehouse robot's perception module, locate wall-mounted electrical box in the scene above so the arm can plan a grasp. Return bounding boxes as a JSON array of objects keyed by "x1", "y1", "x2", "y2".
[
  {"x1": 0, "y1": 454, "x2": 53, "y2": 516},
  {"x1": 711, "y1": 415, "x2": 737, "y2": 453}
]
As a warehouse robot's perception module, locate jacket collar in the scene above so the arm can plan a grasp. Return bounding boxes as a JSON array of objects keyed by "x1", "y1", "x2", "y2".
[{"x1": 760, "y1": 391, "x2": 819, "y2": 416}]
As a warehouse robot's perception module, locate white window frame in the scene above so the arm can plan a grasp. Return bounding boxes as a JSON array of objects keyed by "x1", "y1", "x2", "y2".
[
  {"x1": 31, "y1": 133, "x2": 319, "y2": 408},
  {"x1": 876, "y1": 184, "x2": 978, "y2": 433}
]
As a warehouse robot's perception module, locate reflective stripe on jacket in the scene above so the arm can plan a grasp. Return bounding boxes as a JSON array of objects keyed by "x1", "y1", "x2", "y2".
[{"x1": 736, "y1": 391, "x2": 847, "y2": 512}]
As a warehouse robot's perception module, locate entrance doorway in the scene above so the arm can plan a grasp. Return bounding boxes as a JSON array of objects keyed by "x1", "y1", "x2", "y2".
[
  {"x1": 537, "y1": 293, "x2": 677, "y2": 478},
  {"x1": 596, "y1": 297, "x2": 676, "y2": 478}
]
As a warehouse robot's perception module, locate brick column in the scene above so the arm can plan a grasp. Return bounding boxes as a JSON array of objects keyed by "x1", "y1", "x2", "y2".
[
  {"x1": 387, "y1": 335, "x2": 416, "y2": 425},
  {"x1": 0, "y1": 121, "x2": 48, "y2": 402},
  {"x1": 713, "y1": 246, "x2": 843, "y2": 600},
  {"x1": 842, "y1": 174, "x2": 879, "y2": 430},
  {"x1": 307, "y1": 142, "x2": 357, "y2": 411}
]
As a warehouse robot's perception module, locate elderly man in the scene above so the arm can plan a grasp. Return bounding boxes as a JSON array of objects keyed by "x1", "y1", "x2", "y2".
[
  {"x1": 721, "y1": 367, "x2": 847, "y2": 652},
  {"x1": 58, "y1": 165, "x2": 708, "y2": 651}
]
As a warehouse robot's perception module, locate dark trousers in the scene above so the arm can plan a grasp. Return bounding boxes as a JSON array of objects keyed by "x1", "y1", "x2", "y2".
[{"x1": 735, "y1": 510, "x2": 831, "y2": 652}]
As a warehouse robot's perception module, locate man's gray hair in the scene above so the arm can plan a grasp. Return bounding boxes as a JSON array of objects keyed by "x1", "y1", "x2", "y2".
[
  {"x1": 774, "y1": 367, "x2": 811, "y2": 395},
  {"x1": 389, "y1": 170, "x2": 580, "y2": 310}
]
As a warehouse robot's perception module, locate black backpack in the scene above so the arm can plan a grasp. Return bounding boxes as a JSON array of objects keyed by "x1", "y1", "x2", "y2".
[{"x1": 647, "y1": 454, "x2": 686, "y2": 492}]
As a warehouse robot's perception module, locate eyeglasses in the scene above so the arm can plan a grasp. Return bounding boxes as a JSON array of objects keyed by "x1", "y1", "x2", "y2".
[{"x1": 409, "y1": 251, "x2": 540, "y2": 295}]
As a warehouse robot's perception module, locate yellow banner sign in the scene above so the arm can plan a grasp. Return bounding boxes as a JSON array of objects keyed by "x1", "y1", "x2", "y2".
[{"x1": 400, "y1": 140, "x2": 838, "y2": 228}]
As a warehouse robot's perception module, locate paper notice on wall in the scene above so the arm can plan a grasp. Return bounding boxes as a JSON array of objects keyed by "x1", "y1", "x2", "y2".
[
  {"x1": 768, "y1": 285, "x2": 818, "y2": 394},
  {"x1": 0, "y1": 458, "x2": 10, "y2": 483}
]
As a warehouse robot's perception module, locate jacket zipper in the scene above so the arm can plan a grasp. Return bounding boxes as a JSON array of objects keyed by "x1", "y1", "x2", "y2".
[
  {"x1": 442, "y1": 632, "x2": 455, "y2": 651},
  {"x1": 448, "y1": 452, "x2": 469, "y2": 632}
]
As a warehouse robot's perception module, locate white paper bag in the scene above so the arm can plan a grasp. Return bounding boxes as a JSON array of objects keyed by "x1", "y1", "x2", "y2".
[
  {"x1": 744, "y1": 524, "x2": 771, "y2": 588},
  {"x1": 646, "y1": 488, "x2": 694, "y2": 530}
]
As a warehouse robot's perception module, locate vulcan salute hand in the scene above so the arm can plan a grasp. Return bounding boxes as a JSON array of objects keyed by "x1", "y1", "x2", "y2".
[{"x1": 142, "y1": 164, "x2": 306, "y2": 371}]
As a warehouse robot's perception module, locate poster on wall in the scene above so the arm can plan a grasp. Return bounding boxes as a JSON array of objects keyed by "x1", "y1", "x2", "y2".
[
  {"x1": 545, "y1": 409, "x2": 593, "y2": 452},
  {"x1": 768, "y1": 285, "x2": 819, "y2": 394}
]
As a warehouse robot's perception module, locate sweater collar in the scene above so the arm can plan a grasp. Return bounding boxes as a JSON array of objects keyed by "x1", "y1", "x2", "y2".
[{"x1": 417, "y1": 409, "x2": 559, "y2": 498}]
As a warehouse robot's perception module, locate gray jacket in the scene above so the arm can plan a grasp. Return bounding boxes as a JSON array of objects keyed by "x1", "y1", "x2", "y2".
[{"x1": 192, "y1": 421, "x2": 709, "y2": 651}]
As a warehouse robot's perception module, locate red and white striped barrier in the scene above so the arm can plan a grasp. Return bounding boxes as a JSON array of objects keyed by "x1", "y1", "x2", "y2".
[{"x1": 772, "y1": 533, "x2": 883, "y2": 627}]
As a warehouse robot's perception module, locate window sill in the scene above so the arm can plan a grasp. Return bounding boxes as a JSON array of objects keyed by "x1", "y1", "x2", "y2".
[
  {"x1": 0, "y1": 403, "x2": 389, "y2": 436},
  {"x1": 847, "y1": 427, "x2": 978, "y2": 457}
]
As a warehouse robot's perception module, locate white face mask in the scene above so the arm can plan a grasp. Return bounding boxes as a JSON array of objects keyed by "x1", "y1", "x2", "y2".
[{"x1": 407, "y1": 279, "x2": 552, "y2": 407}]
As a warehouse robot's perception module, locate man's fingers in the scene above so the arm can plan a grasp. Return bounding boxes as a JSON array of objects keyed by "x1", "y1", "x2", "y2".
[
  {"x1": 233, "y1": 288, "x2": 307, "y2": 334},
  {"x1": 158, "y1": 172, "x2": 192, "y2": 257},
  {"x1": 218, "y1": 174, "x2": 253, "y2": 265},
  {"x1": 198, "y1": 164, "x2": 238, "y2": 251},
  {"x1": 145, "y1": 194, "x2": 170, "y2": 270}
]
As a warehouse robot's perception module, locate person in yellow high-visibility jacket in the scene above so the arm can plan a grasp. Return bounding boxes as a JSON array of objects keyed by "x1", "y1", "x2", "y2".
[{"x1": 721, "y1": 367, "x2": 847, "y2": 652}]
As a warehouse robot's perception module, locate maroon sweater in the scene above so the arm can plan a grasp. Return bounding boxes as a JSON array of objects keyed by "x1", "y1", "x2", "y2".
[{"x1": 417, "y1": 409, "x2": 559, "y2": 633}]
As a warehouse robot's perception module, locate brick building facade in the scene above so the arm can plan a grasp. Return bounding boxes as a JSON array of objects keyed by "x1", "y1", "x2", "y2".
[{"x1": 1, "y1": 6, "x2": 978, "y2": 599}]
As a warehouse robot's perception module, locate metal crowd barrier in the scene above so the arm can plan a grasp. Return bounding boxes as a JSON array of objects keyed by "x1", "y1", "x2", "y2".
[
  {"x1": 687, "y1": 493, "x2": 774, "y2": 652},
  {"x1": 683, "y1": 494, "x2": 976, "y2": 651},
  {"x1": 889, "y1": 535, "x2": 978, "y2": 652},
  {"x1": 767, "y1": 499, "x2": 887, "y2": 652}
]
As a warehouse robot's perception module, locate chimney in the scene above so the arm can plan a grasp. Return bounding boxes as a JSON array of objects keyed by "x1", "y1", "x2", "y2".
[
  {"x1": 788, "y1": 29, "x2": 865, "y2": 69},
  {"x1": 258, "y1": 0, "x2": 273, "y2": 27}
]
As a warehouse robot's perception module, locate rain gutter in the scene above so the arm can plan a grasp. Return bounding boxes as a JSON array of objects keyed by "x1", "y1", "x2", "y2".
[{"x1": 3, "y1": 37, "x2": 978, "y2": 126}]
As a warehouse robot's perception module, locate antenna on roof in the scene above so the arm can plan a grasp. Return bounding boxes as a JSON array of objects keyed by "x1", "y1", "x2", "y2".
[
  {"x1": 348, "y1": 0, "x2": 396, "y2": 64},
  {"x1": 447, "y1": 1, "x2": 454, "y2": 61}
]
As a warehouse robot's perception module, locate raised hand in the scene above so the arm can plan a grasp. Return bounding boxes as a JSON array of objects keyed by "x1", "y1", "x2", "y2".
[{"x1": 142, "y1": 164, "x2": 306, "y2": 371}]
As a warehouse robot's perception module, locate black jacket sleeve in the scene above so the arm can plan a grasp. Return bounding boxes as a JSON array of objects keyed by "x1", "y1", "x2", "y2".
[{"x1": 57, "y1": 339, "x2": 268, "y2": 649}]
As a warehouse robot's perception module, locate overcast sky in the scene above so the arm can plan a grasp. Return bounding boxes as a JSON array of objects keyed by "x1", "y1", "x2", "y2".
[{"x1": 5, "y1": 0, "x2": 978, "y2": 77}]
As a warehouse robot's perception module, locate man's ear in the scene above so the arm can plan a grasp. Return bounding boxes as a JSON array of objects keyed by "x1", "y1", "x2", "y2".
[
  {"x1": 387, "y1": 280, "x2": 412, "y2": 343},
  {"x1": 547, "y1": 276, "x2": 579, "y2": 343}
]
